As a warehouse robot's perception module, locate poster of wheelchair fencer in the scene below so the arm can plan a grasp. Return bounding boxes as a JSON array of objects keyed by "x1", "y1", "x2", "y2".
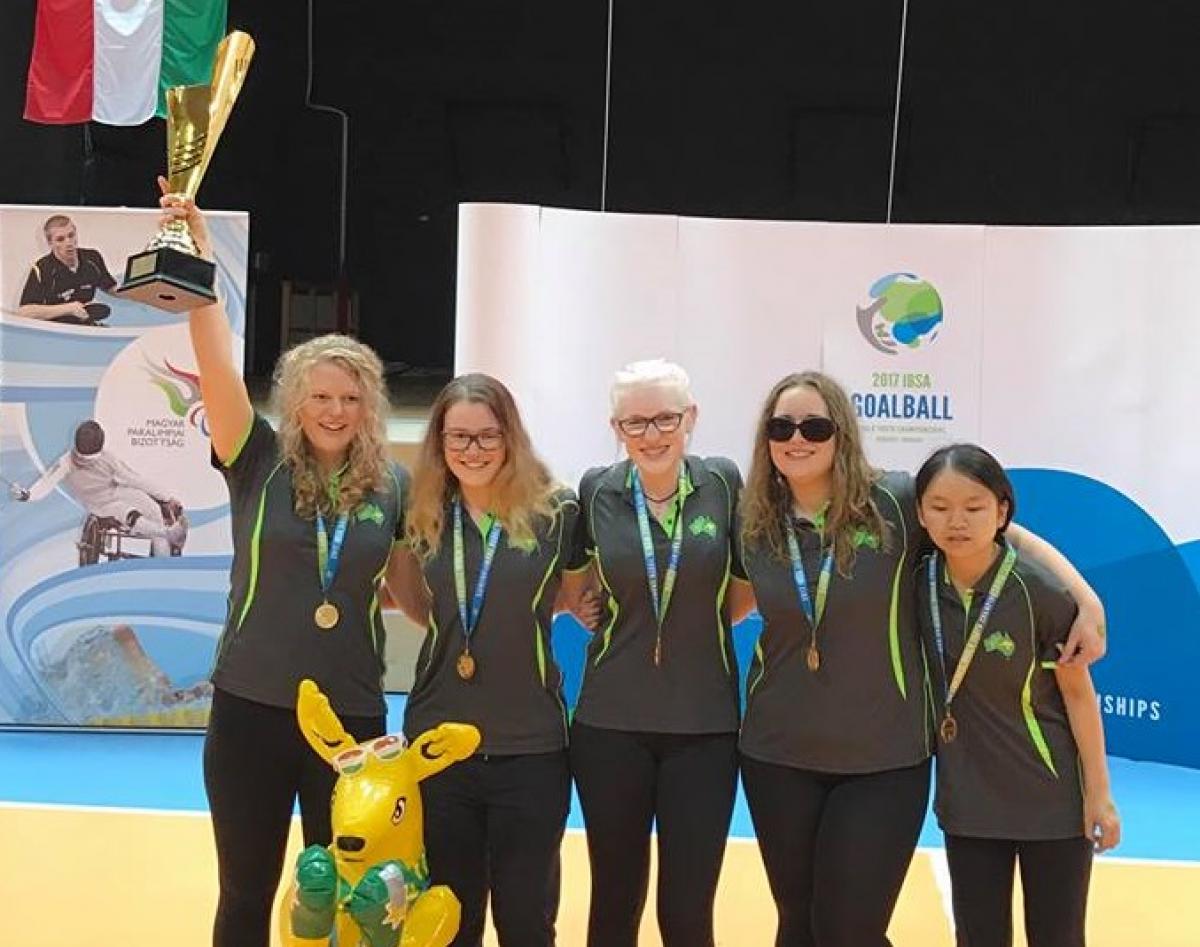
[{"x1": 0, "y1": 205, "x2": 248, "y2": 727}]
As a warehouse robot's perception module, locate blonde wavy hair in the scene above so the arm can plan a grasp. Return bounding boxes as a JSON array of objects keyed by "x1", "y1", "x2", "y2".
[
  {"x1": 271, "y1": 334, "x2": 391, "y2": 518},
  {"x1": 741, "y1": 371, "x2": 887, "y2": 574},
  {"x1": 407, "y1": 373, "x2": 557, "y2": 557}
]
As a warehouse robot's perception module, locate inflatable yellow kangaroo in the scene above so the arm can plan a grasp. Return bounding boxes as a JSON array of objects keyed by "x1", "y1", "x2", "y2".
[{"x1": 279, "y1": 679, "x2": 481, "y2": 947}]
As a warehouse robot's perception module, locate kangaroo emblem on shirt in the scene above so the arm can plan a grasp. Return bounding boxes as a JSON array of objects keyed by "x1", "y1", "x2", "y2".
[
  {"x1": 357, "y1": 501, "x2": 386, "y2": 526},
  {"x1": 983, "y1": 630, "x2": 1015, "y2": 659}
]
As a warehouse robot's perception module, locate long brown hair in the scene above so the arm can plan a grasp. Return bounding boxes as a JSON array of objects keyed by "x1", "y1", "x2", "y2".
[
  {"x1": 741, "y1": 371, "x2": 887, "y2": 573},
  {"x1": 272, "y1": 334, "x2": 390, "y2": 518},
  {"x1": 406, "y1": 373, "x2": 557, "y2": 556}
]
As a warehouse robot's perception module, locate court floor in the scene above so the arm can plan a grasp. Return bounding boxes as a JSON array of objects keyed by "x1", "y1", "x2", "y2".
[{"x1": 2, "y1": 709, "x2": 1198, "y2": 946}]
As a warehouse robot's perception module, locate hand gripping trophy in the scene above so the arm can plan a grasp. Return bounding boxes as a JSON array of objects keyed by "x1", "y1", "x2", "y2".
[{"x1": 115, "y1": 31, "x2": 254, "y2": 313}]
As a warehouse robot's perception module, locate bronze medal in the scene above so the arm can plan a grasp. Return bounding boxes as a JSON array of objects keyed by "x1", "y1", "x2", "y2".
[
  {"x1": 806, "y1": 643, "x2": 821, "y2": 672},
  {"x1": 314, "y1": 601, "x2": 339, "y2": 630},
  {"x1": 456, "y1": 650, "x2": 476, "y2": 681},
  {"x1": 939, "y1": 712, "x2": 958, "y2": 744}
]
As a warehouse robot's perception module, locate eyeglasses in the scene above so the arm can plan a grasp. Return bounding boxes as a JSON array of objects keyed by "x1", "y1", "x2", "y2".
[
  {"x1": 615, "y1": 412, "x2": 685, "y2": 437},
  {"x1": 333, "y1": 734, "x2": 408, "y2": 775},
  {"x1": 442, "y1": 428, "x2": 504, "y2": 452},
  {"x1": 765, "y1": 415, "x2": 837, "y2": 443}
]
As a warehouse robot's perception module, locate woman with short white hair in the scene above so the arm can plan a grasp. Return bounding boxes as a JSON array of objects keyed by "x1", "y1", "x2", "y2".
[{"x1": 569, "y1": 358, "x2": 752, "y2": 947}]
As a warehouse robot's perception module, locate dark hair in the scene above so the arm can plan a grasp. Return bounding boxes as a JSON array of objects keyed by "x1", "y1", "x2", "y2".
[
  {"x1": 915, "y1": 443, "x2": 1015, "y2": 533},
  {"x1": 74, "y1": 420, "x2": 105, "y2": 455}
]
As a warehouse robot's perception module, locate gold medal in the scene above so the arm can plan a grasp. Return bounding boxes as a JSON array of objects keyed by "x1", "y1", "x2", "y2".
[
  {"x1": 314, "y1": 601, "x2": 339, "y2": 630},
  {"x1": 806, "y1": 643, "x2": 821, "y2": 672},
  {"x1": 653, "y1": 640, "x2": 662, "y2": 667},
  {"x1": 939, "y1": 713, "x2": 958, "y2": 744},
  {"x1": 456, "y1": 650, "x2": 476, "y2": 681}
]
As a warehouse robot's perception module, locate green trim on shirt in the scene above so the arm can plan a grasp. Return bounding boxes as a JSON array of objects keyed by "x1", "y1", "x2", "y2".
[
  {"x1": 624, "y1": 465, "x2": 696, "y2": 532},
  {"x1": 591, "y1": 553, "x2": 621, "y2": 665},
  {"x1": 876, "y1": 482, "x2": 909, "y2": 699},
  {"x1": 236, "y1": 462, "x2": 284, "y2": 631},
  {"x1": 223, "y1": 415, "x2": 256, "y2": 468},
  {"x1": 1015, "y1": 572, "x2": 1059, "y2": 777},
  {"x1": 531, "y1": 549, "x2": 560, "y2": 687}
]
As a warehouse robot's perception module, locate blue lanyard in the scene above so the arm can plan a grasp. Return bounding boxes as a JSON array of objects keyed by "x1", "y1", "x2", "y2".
[
  {"x1": 631, "y1": 466, "x2": 687, "y2": 665},
  {"x1": 926, "y1": 544, "x2": 1017, "y2": 710},
  {"x1": 316, "y1": 511, "x2": 350, "y2": 596},
  {"x1": 453, "y1": 499, "x2": 502, "y2": 646},
  {"x1": 784, "y1": 525, "x2": 835, "y2": 630}
]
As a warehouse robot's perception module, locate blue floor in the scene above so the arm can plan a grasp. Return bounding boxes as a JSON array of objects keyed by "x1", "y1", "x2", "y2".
[{"x1": 2, "y1": 694, "x2": 1197, "y2": 862}]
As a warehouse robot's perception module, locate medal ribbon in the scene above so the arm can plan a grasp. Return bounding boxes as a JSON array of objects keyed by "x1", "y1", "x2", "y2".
[
  {"x1": 784, "y1": 525, "x2": 835, "y2": 631},
  {"x1": 631, "y1": 466, "x2": 687, "y2": 626},
  {"x1": 631, "y1": 466, "x2": 687, "y2": 660},
  {"x1": 927, "y1": 543, "x2": 1018, "y2": 712},
  {"x1": 316, "y1": 510, "x2": 350, "y2": 599},
  {"x1": 453, "y1": 499, "x2": 502, "y2": 650}
]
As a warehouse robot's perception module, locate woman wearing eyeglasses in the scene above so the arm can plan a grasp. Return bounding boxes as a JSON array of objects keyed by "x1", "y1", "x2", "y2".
[
  {"x1": 389, "y1": 373, "x2": 591, "y2": 947},
  {"x1": 569, "y1": 358, "x2": 750, "y2": 947},
  {"x1": 164, "y1": 190, "x2": 408, "y2": 947},
  {"x1": 733, "y1": 371, "x2": 1108, "y2": 947}
]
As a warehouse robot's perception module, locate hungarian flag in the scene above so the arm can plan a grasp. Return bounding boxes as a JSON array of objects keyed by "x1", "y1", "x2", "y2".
[{"x1": 25, "y1": 0, "x2": 228, "y2": 126}]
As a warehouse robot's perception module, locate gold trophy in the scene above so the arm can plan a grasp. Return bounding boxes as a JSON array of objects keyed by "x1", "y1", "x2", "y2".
[{"x1": 115, "y1": 31, "x2": 255, "y2": 313}]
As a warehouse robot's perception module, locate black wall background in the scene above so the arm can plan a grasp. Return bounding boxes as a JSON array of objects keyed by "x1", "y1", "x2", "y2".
[{"x1": 2, "y1": 1, "x2": 1199, "y2": 373}]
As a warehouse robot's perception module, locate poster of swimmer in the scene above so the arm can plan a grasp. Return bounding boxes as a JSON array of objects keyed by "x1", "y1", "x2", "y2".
[{"x1": 0, "y1": 204, "x2": 248, "y2": 728}]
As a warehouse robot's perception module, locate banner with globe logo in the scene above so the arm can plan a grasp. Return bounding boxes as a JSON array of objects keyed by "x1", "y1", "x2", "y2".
[
  {"x1": 856, "y1": 272, "x2": 944, "y2": 354},
  {"x1": 822, "y1": 226, "x2": 986, "y2": 471}
]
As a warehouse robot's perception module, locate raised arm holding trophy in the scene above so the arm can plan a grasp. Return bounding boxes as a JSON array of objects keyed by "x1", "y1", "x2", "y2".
[{"x1": 115, "y1": 31, "x2": 255, "y2": 313}]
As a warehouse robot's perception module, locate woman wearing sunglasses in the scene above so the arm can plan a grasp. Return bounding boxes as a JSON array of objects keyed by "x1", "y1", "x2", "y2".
[
  {"x1": 569, "y1": 358, "x2": 751, "y2": 947},
  {"x1": 164, "y1": 190, "x2": 407, "y2": 947},
  {"x1": 732, "y1": 370, "x2": 1107, "y2": 947},
  {"x1": 389, "y1": 373, "x2": 592, "y2": 947}
]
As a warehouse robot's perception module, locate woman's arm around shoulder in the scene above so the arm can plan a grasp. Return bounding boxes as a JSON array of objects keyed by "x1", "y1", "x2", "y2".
[{"x1": 1008, "y1": 524, "x2": 1106, "y2": 666}]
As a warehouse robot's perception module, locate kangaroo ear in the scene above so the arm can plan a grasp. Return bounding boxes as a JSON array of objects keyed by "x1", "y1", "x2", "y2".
[
  {"x1": 296, "y1": 679, "x2": 356, "y2": 767},
  {"x1": 408, "y1": 723, "x2": 481, "y2": 782}
]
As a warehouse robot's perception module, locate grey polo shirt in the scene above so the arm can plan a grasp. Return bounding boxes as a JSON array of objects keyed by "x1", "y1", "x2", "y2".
[
  {"x1": 573, "y1": 456, "x2": 746, "y2": 735},
  {"x1": 403, "y1": 489, "x2": 582, "y2": 755},
  {"x1": 919, "y1": 550, "x2": 1084, "y2": 841},
  {"x1": 211, "y1": 414, "x2": 408, "y2": 717},
  {"x1": 739, "y1": 471, "x2": 934, "y2": 774}
]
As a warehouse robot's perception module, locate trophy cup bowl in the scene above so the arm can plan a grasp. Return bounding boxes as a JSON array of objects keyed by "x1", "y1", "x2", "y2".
[{"x1": 115, "y1": 31, "x2": 255, "y2": 313}]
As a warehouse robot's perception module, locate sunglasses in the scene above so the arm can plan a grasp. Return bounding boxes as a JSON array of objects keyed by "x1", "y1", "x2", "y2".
[
  {"x1": 332, "y1": 734, "x2": 408, "y2": 775},
  {"x1": 765, "y1": 415, "x2": 838, "y2": 443}
]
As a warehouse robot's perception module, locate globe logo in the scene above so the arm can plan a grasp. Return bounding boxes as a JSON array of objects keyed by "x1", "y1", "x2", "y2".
[{"x1": 856, "y1": 273, "x2": 943, "y2": 355}]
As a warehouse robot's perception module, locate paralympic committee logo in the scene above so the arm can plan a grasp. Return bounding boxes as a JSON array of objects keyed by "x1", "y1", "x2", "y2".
[
  {"x1": 143, "y1": 357, "x2": 210, "y2": 436},
  {"x1": 856, "y1": 273, "x2": 944, "y2": 355}
]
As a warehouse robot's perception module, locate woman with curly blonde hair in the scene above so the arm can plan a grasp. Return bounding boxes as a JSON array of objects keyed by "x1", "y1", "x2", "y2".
[
  {"x1": 733, "y1": 370, "x2": 1108, "y2": 947},
  {"x1": 162, "y1": 189, "x2": 410, "y2": 947},
  {"x1": 388, "y1": 372, "x2": 592, "y2": 947}
]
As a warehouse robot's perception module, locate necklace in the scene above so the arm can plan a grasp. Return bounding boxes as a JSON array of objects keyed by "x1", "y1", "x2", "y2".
[{"x1": 645, "y1": 488, "x2": 679, "y2": 503}]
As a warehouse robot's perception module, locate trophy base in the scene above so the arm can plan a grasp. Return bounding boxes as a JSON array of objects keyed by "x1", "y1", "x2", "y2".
[{"x1": 114, "y1": 247, "x2": 216, "y2": 314}]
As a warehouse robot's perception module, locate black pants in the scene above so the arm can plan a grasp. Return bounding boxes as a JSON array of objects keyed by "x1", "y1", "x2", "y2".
[
  {"x1": 945, "y1": 834, "x2": 1093, "y2": 947},
  {"x1": 569, "y1": 721, "x2": 738, "y2": 947},
  {"x1": 421, "y1": 749, "x2": 571, "y2": 947},
  {"x1": 203, "y1": 687, "x2": 385, "y2": 947},
  {"x1": 740, "y1": 754, "x2": 932, "y2": 947}
]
